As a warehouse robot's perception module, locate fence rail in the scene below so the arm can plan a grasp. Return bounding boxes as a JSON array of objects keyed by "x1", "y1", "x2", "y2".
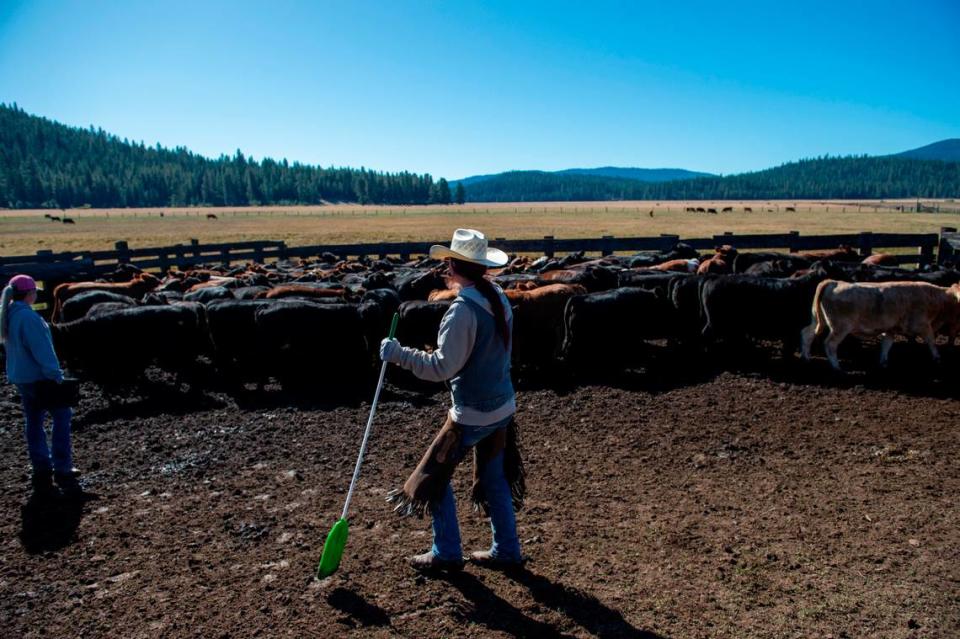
[{"x1": 2, "y1": 230, "x2": 955, "y2": 283}]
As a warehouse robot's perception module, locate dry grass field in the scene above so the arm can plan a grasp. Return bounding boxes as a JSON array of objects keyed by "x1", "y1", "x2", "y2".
[{"x1": 2, "y1": 199, "x2": 959, "y2": 256}]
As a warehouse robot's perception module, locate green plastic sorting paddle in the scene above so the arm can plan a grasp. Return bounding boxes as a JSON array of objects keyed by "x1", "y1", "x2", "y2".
[{"x1": 317, "y1": 312, "x2": 399, "y2": 579}]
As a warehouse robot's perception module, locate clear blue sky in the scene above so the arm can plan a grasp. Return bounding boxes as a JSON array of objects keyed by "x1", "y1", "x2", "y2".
[{"x1": 1, "y1": 0, "x2": 958, "y2": 179}]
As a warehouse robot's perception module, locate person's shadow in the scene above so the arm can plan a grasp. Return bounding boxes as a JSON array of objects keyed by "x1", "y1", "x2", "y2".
[
  {"x1": 326, "y1": 587, "x2": 391, "y2": 629},
  {"x1": 19, "y1": 490, "x2": 97, "y2": 554},
  {"x1": 440, "y1": 567, "x2": 668, "y2": 638}
]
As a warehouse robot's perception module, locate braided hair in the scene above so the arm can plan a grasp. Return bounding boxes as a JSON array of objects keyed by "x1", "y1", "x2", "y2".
[{"x1": 448, "y1": 258, "x2": 510, "y2": 348}]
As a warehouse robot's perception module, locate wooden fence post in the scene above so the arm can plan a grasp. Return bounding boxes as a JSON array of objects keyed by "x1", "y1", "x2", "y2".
[
  {"x1": 544, "y1": 236, "x2": 555, "y2": 258},
  {"x1": 601, "y1": 235, "x2": 614, "y2": 256},
  {"x1": 787, "y1": 231, "x2": 800, "y2": 252},
  {"x1": 115, "y1": 241, "x2": 130, "y2": 264},
  {"x1": 919, "y1": 242, "x2": 934, "y2": 268},
  {"x1": 858, "y1": 231, "x2": 873, "y2": 257},
  {"x1": 938, "y1": 227, "x2": 957, "y2": 266},
  {"x1": 174, "y1": 244, "x2": 186, "y2": 269},
  {"x1": 191, "y1": 239, "x2": 200, "y2": 260}
]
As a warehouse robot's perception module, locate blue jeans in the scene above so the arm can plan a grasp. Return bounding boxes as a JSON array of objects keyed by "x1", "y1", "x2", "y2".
[
  {"x1": 16, "y1": 383, "x2": 73, "y2": 475},
  {"x1": 430, "y1": 415, "x2": 522, "y2": 562}
]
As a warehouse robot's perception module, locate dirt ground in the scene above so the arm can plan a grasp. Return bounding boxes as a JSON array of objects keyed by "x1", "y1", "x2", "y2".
[{"x1": 1, "y1": 354, "x2": 959, "y2": 638}]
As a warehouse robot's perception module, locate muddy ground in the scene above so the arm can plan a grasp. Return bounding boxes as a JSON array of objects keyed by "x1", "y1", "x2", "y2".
[{"x1": 1, "y1": 351, "x2": 958, "y2": 638}]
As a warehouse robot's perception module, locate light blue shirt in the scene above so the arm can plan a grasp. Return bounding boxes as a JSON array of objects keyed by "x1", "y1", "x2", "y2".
[{"x1": 3, "y1": 302, "x2": 64, "y2": 384}]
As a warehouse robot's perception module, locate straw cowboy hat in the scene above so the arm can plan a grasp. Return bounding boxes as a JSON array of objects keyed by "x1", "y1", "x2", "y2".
[{"x1": 429, "y1": 228, "x2": 509, "y2": 268}]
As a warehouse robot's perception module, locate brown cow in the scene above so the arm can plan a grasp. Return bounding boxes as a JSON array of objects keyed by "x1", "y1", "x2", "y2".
[
  {"x1": 506, "y1": 283, "x2": 588, "y2": 366},
  {"x1": 52, "y1": 272, "x2": 161, "y2": 321},
  {"x1": 697, "y1": 245, "x2": 738, "y2": 274},
  {"x1": 801, "y1": 280, "x2": 960, "y2": 370},
  {"x1": 649, "y1": 258, "x2": 699, "y2": 273},
  {"x1": 427, "y1": 288, "x2": 457, "y2": 301},
  {"x1": 797, "y1": 245, "x2": 859, "y2": 262},
  {"x1": 257, "y1": 285, "x2": 349, "y2": 300},
  {"x1": 861, "y1": 253, "x2": 898, "y2": 267},
  {"x1": 187, "y1": 277, "x2": 237, "y2": 292}
]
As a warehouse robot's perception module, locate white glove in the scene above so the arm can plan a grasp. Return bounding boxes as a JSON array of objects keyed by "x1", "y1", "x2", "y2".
[{"x1": 380, "y1": 338, "x2": 402, "y2": 364}]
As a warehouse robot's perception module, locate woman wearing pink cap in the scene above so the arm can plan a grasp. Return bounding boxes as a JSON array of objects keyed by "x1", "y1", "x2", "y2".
[{"x1": 0, "y1": 274, "x2": 79, "y2": 497}]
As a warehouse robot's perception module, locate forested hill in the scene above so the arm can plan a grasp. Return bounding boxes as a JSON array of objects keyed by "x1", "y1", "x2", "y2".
[
  {"x1": 0, "y1": 103, "x2": 449, "y2": 208},
  {"x1": 461, "y1": 156, "x2": 960, "y2": 202}
]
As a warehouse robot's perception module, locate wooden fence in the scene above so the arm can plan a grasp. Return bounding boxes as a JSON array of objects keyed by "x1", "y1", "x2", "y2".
[{"x1": 2, "y1": 229, "x2": 957, "y2": 313}]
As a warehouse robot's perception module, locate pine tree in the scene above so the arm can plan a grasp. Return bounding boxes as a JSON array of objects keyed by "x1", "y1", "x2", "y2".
[{"x1": 454, "y1": 182, "x2": 466, "y2": 204}]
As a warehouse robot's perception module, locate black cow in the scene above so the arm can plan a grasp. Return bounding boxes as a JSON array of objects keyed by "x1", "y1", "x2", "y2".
[
  {"x1": 59, "y1": 290, "x2": 138, "y2": 322},
  {"x1": 184, "y1": 286, "x2": 234, "y2": 303},
  {"x1": 732, "y1": 252, "x2": 811, "y2": 274},
  {"x1": 395, "y1": 268, "x2": 447, "y2": 301},
  {"x1": 561, "y1": 287, "x2": 677, "y2": 371},
  {"x1": 51, "y1": 304, "x2": 207, "y2": 390},
  {"x1": 254, "y1": 300, "x2": 371, "y2": 395},
  {"x1": 699, "y1": 267, "x2": 841, "y2": 354},
  {"x1": 396, "y1": 300, "x2": 451, "y2": 351},
  {"x1": 206, "y1": 299, "x2": 274, "y2": 388}
]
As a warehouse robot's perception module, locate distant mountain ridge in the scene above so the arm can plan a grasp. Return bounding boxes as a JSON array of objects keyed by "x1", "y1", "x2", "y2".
[
  {"x1": 894, "y1": 139, "x2": 960, "y2": 162},
  {"x1": 454, "y1": 140, "x2": 960, "y2": 202},
  {"x1": 458, "y1": 156, "x2": 960, "y2": 202},
  {"x1": 455, "y1": 166, "x2": 713, "y2": 187}
]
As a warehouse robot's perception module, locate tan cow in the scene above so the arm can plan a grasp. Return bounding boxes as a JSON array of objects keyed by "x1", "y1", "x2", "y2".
[{"x1": 801, "y1": 279, "x2": 960, "y2": 370}]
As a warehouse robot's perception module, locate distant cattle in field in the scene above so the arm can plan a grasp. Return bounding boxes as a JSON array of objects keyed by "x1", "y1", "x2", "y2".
[
  {"x1": 206, "y1": 213, "x2": 218, "y2": 220},
  {"x1": 50, "y1": 215, "x2": 61, "y2": 221},
  {"x1": 62, "y1": 217, "x2": 75, "y2": 224},
  {"x1": 785, "y1": 207, "x2": 796, "y2": 212},
  {"x1": 707, "y1": 208, "x2": 718, "y2": 214},
  {"x1": 696, "y1": 207, "x2": 706, "y2": 213},
  {"x1": 744, "y1": 207, "x2": 753, "y2": 212},
  {"x1": 686, "y1": 207, "x2": 696, "y2": 212},
  {"x1": 721, "y1": 207, "x2": 733, "y2": 213},
  {"x1": 44, "y1": 214, "x2": 52, "y2": 219},
  {"x1": 801, "y1": 280, "x2": 960, "y2": 370}
]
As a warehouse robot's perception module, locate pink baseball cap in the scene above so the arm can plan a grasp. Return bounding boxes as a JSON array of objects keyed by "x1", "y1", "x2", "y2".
[{"x1": 8, "y1": 274, "x2": 37, "y2": 292}]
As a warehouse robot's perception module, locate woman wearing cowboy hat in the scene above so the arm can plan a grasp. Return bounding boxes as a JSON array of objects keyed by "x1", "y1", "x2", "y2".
[
  {"x1": 380, "y1": 229, "x2": 525, "y2": 571},
  {"x1": 1, "y1": 274, "x2": 80, "y2": 497}
]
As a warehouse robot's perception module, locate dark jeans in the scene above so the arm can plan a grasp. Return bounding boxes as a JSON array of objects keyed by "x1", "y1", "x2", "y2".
[{"x1": 16, "y1": 383, "x2": 73, "y2": 475}]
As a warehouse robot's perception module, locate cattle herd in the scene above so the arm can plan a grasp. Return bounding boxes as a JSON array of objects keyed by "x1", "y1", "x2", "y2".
[{"x1": 36, "y1": 242, "x2": 960, "y2": 398}]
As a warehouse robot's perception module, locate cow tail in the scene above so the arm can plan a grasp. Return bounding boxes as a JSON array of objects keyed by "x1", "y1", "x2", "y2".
[
  {"x1": 810, "y1": 279, "x2": 834, "y2": 338},
  {"x1": 560, "y1": 294, "x2": 580, "y2": 362}
]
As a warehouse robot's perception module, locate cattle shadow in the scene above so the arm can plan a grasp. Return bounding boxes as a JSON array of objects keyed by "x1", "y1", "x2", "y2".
[
  {"x1": 74, "y1": 381, "x2": 227, "y2": 428},
  {"x1": 19, "y1": 490, "x2": 97, "y2": 554},
  {"x1": 438, "y1": 568, "x2": 667, "y2": 639},
  {"x1": 551, "y1": 338, "x2": 960, "y2": 401},
  {"x1": 327, "y1": 587, "x2": 391, "y2": 628}
]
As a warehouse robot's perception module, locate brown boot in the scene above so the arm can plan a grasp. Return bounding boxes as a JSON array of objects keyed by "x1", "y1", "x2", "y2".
[
  {"x1": 469, "y1": 550, "x2": 526, "y2": 569},
  {"x1": 408, "y1": 551, "x2": 464, "y2": 572}
]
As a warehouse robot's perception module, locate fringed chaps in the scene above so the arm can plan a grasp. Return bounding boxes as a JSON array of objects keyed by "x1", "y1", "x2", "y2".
[{"x1": 386, "y1": 416, "x2": 525, "y2": 518}]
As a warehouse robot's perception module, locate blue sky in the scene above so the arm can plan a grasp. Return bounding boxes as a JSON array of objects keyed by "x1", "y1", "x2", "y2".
[{"x1": 1, "y1": 0, "x2": 958, "y2": 179}]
